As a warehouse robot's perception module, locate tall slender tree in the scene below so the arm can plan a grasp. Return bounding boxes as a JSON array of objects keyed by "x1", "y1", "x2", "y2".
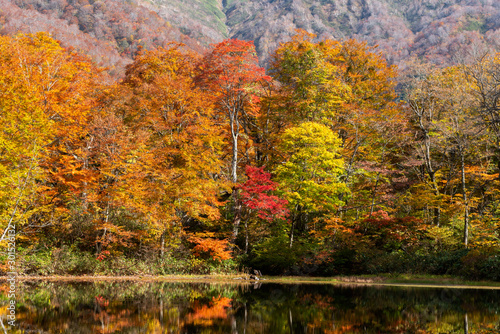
[{"x1": 196, "y1": 39, "x2": 270, "y2": 244}]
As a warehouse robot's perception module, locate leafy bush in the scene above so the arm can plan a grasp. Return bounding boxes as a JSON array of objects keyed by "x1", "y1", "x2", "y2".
[{"x1": 248, "y1": 233, "x2": 298, "y2": 274}]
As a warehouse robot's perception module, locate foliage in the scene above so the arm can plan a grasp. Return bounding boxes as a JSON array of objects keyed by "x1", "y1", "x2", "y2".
[
  {"x1": 239, "y1": 165, "x2": 288, "y2": 222},
  {"x1": 1, "y1": 31, "x2": 499, "y2": 281},
  {"x1": 188, "y1": 233, "x2": 232, "y2": 262},
  {"x1": 275, "y1": 122, "x2": 348, "y2": 213}
]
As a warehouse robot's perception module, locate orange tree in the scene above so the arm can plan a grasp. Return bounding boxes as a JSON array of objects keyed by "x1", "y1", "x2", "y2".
[
  {"x1": 0, "y1": 33, "x2": 101, "y2": 252},
  {"x1": 107, "y1": 44, "x2": 225, "y2": 257}
]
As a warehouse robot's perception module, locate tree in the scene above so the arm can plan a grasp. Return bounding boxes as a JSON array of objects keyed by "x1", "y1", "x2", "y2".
[
  {"x1": 434, "y1": 67, "x2": 486, "y2": 247},
  {"x1": 403, "y1": 61, "x2": 488, "y2": 247},
  {"x1": 0, "y1": 33, "x2": 99, "y2": 245},
  {"x1": 266, "y1": 33, "x2": 404, "y2": 221},
  {"x1": 403, "y1": 60, "x2": 449, "y2": 226},
  {"x1": 268, "y1": 30, "x2": 350, "y2": 125},
  {"x1": 275, "y1": 122, "x2": 348, "y2": 247},
  {"x1": 239, "y1": 165, "x2": 289, "y2": 252},
  {"x1": 196, "y1": 39, "x2": 271, "y2": 244},
  {"x1": 332, "y1": 40, "x2": 404, "y2": 220},
  {"x1": 464, "y1": 53, "x2": 500, "y2": 178},
  {"x1": 108, "y1": 45, "x2": 224, "y2": 256}
]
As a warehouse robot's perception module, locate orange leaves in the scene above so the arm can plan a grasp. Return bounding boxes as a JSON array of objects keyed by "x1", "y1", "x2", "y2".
[
  {"x1": 323, "y1": 217, "x2": 356, "y2": 235},
  {"x1": 186, "y1": 296, "x2": 232, "y2": 325},
  {"x1": 188, "y1": 233, "x2": 232, "y2": 262},
  {"x1": 112, "y1": 44, "x2": 224, "y2": 231}
]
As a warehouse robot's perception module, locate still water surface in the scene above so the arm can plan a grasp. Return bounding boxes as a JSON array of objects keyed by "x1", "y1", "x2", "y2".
[{"x1": 1, "y1": 280, "x2": 499, "y2": 333}]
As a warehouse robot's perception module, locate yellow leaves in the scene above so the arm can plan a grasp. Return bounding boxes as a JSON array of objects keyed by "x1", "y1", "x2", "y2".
[
  {"x1": 275, "y1": 122, "x2": 348, "y2": 212},
  {"x1": 0, "y1": 33, "x2": 103, "y2": 237},
  {"x1": 468, "y1": 216, "x2": 500, "y2": 250},
  {"x1": 270, "y1": 30, "x2": 350, "y2": 123}
]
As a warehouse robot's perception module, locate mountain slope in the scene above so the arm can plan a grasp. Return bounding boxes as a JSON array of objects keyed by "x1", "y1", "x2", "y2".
[
  {"x1": 0, "y1": 0, "x2": 205, "y2": 75},
  {"x1": 2, "y1": 0, "x2": 499, "y2": 73},
  {"x1": 223, "y1": 0, "x2": 500, "y2": 65}
]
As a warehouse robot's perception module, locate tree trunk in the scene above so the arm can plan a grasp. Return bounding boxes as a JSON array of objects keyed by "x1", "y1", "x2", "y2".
[
  {"x1": 230, "y1": 112, "x2": 239, "y2": 184},
  {"x1": 461, "y1": 152, "x2": 469, "y2": 247},
  {"x1": 369, "y1": 173, "x2": 380, "y2": 216},
  {"x1": 422, "y1": 123, "x2": 442, "y2": 226},
  {"x1": 244, "y1": 220, "x2": 249, "y2": 254},
  {"x1": 497, "y1": 142, "x2": 500, "y2": 181},
  {"x1": 231, "y1": 188, "x2": 241, "y2": 245},
  {"x1": 229, "y1": 110, "x2": 241, "y2": 248},
  {"x1": 160, "y1": 228, "x2": 166, "y2": 259},
  {"x1": 428, "y1": 171, "x2": 441, "y2": 226},
  {"x1": 96, "y1": 204, "x2": 110, "y2": 254}
]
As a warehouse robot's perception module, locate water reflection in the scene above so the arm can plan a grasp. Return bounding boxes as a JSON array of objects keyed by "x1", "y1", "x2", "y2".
[{"x1": 1, "y1": 280, "x2": 499, "y2": 333}]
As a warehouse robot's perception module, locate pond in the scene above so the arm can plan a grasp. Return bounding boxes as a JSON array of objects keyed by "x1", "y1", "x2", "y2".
[{"x1": 1, "y1": 280, "x2": 499, "y2": 333}]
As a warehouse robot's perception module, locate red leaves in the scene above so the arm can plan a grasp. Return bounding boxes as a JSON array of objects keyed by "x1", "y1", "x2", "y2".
[
  {"x1": 198, "y1": 39, "x2": 270, "y2": 91},
  {"x1": 239, "y1": 165, "x2": 289, "y2": 222},
  {"x1": 357, "y1": 210, "x2": 424, "y2": 249},
  {"x1": 96, "y1": 250, "x2": 110, "y2": 261}
]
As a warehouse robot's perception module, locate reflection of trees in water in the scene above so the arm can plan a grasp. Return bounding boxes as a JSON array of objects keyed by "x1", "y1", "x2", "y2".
[{"x1": 5, "y1": 281, "x2": 500, "y2": 333}]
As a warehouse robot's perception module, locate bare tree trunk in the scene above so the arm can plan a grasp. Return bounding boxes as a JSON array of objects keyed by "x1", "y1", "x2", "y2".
[
  {"x1": 160, "y1": 228, "x2": 166, "y2": 259},
  {"x1": 461, "y1": 152, "x2": 469, "y2": 247},
  {"x1": 244, "y1": 220, "x2": 249, "y2": 254},
  {"x1": 230, "y1": 109, "x2": 242, "y2": 247},
  {"x1": 96, "y1": 205, "x2": 109, "y2": 254},
  {"x1": 229, "y1": 107, "x2": 240, "y2": 184},
  {"x1": 231, "y1": 188, "x2": 242, "y2": 244}
]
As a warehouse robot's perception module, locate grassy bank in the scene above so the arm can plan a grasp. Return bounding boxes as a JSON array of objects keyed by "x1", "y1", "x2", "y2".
[{"x1": 2, "y1": 273, "x2": 500, "y2": 289}]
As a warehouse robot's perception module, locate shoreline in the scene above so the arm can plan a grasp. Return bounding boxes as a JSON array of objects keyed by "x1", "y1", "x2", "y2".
[{"x1": 1, "y1": 274, "x2": 499, "y2": 289}]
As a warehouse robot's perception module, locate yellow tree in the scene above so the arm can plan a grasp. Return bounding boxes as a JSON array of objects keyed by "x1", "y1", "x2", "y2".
[
  {"x1": 275, "y1": 122, "x2": 348, "y2": 247},
  {"x1": 0, "y1": 33, "x2": 99, "y2": 245},
  {"x1": 268, "y1": 30, "x2": 350, "y2": 126},
  {"x1": 267, "y1": 32, "x2": 403, "y2": 221}
]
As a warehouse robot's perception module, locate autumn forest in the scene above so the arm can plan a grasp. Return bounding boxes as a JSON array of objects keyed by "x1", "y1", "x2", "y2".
[{"x1": 1, "y1": 31, "x2": 500, "y2": 279}]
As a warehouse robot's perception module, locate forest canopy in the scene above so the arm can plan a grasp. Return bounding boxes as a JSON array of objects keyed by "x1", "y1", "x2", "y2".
[{"x1": 0, "y1": 32, "x2": 499, "y2": 279}]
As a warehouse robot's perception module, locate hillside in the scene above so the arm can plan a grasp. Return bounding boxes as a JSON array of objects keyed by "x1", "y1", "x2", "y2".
[
  {"x1": 223, "y1": 0, "x2": 500, "y2": 65},
  {"x1": 1, "y1": 0, "x2": 499, "y2": 72},
  {"x1": 0, "y1": 0, "x2": 205, "y2": 75}
]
